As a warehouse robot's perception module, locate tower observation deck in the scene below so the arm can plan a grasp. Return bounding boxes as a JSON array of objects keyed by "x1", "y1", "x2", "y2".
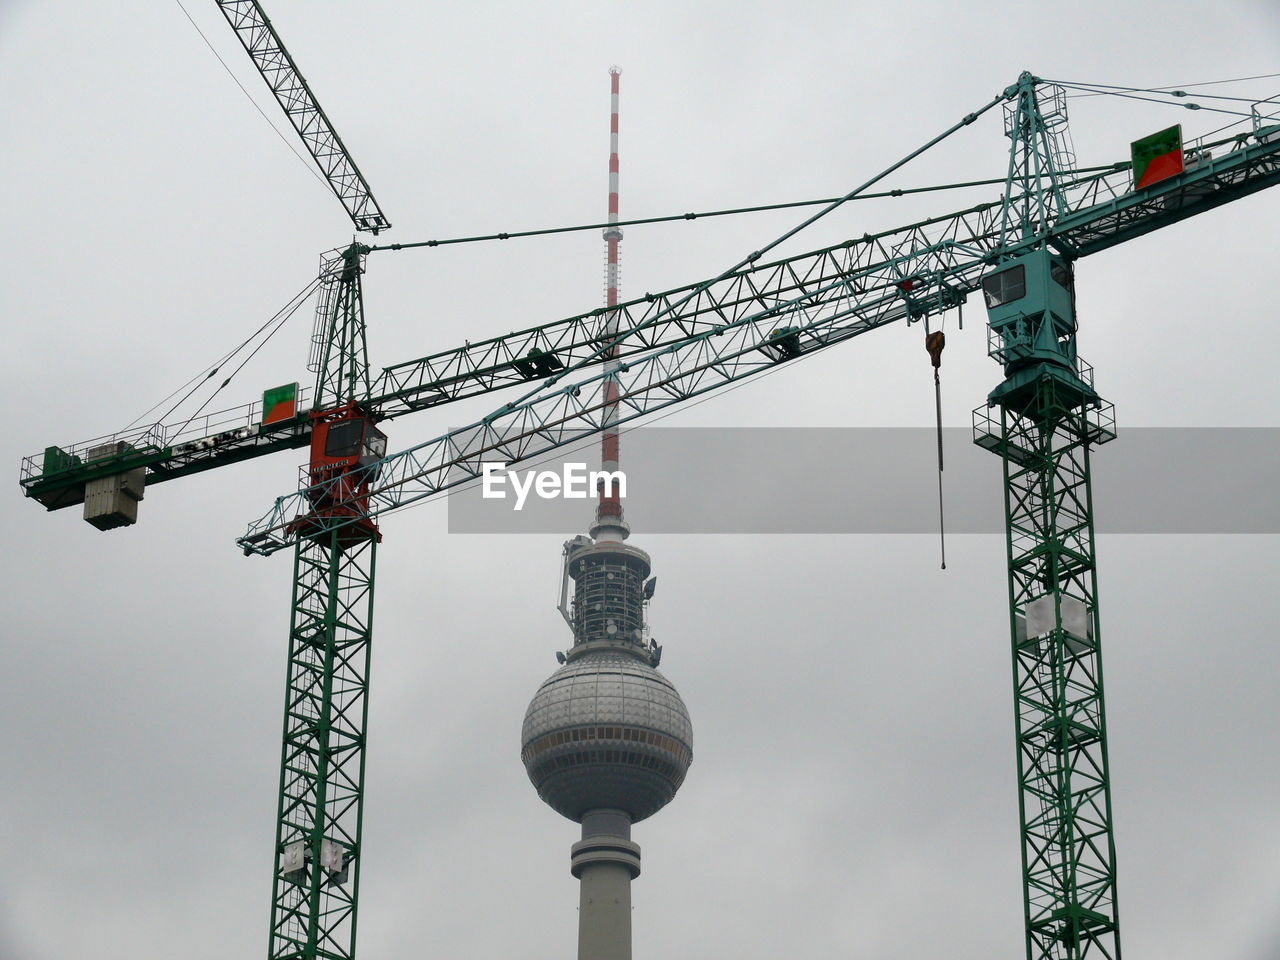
[{"x1": 522, "y1": 539, "x2": 692, "y2": 825}]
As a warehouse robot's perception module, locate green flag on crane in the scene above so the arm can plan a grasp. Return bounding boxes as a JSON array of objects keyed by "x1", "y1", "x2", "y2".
[
  {"x1": 262, "y1": 383, "x2": 298, "y2": 425},
  {"x1": 1130, "y1": 124, "x2": 1184, "y2": 190}
]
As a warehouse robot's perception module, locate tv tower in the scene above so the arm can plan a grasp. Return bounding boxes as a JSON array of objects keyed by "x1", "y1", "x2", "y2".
[{"x1": 521, "y1": 68, "x2": 693, "y2": 960}]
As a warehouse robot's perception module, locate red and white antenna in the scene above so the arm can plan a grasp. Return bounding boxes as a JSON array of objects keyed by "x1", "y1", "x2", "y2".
[{"x1": 592, "y1": 66, "x2": 627, "y2": 543}]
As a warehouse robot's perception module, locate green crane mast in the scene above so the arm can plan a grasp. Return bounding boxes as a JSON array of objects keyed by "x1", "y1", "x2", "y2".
[
  {"x1": 979, "y1": 75, "x2": 1121, "y2": 959},
  {"x1": 18, "y1": 43, "x2": 1280, "y2": 960},
  {"x1": 268, "y1": 246, "x2": 382, "y2": 960},
  {"x1": 221, "y1": 6, "x2": 391, "y2": 956}
]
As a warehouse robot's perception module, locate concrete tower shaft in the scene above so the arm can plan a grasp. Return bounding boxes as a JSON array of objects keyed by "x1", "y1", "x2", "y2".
[{"x1": 572, "y1": 810, "x2": 640, "y2": 960}]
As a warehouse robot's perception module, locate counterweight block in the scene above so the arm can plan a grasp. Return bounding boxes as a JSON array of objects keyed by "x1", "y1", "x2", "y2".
[{"x1": 83, "y1": 442, "x2": 145, "y2": 530}]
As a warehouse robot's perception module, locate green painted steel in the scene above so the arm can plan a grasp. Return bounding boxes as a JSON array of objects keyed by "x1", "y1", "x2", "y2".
[
  {"x1": 237, "y1": 112, "x2": 1280, "y2": 552},
  {"x1": 267, "y1": 247, "x2": 378, "y2": 960},
  {"x1": 997, "y1": 74, "x2": 1073, "y2": 251},
  {"x1": 21, "y1": 123, "x2": 1279, "y2": 510},
  {"x1": 269, "y1": 529, "x2": 377, "y2": 960},
  {"x1": 312, "y1": 247, "x2": 373, "y2": 412},
  {"x1": 16, "y1": 67, "x2": 1280, "y2": 959},
  {"x1": 214, "y1": 1, "x2": 391, "y2": 234},
  {"x1": 979, "y1": 77, "x2": 1123, "y2": 960},
  {"x1": 978, "y1": 394, "x2": 1120, "y2": 960}
]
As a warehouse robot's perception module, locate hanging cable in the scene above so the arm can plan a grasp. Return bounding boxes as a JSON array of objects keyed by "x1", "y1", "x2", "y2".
[
  {"x1": 366, "y1": 166, "x2": 1124, "y2": 254},
  {"x1": 125, "y1": 279, "x2": 314, "y2": 431},
  {"x1": 1052, "y1": 82, "x2": 1261, "y2": 119},
  {"x1": 925, "y1": 322, "x2": 947, "y2": 570},
  {"x1": 153, "y1": 276, "x2": 319, "y2": 427},
  {"x1": 1056, "y1": 73, "x2": 1280, "y2": 98},
  {"x1": 1051, "y1": 75, "x2": 1280, "y2": 147},
  {"x1": 123, "y1": 355, "x2": 232, "y2": 432},
  {"x1": 168, "y1": 280, "x2": 318, "y2": 440},
  {"x1": 171, "y1": 0, "x2": 331, "y2": 194},
  {"x1": 1197, "y1": 109, "x2": 1280, "y2": 144},
  {"x1": 167, "y1": 280, "x2": 317, "y2": 442},
  {"x1": 159, "y1": 277, "x2": 320, "y2": 438}
]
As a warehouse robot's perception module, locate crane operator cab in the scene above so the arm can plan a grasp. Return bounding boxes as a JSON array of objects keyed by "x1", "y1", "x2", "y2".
[
  {"x1": 982, "y1": 248, "x2": 1098, "y2": 415},
  {"x1": 294, "y1": 403, "x2": 387, "y2": 547}
]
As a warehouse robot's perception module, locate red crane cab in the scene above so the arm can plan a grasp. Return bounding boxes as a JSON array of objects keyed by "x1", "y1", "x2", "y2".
[
  {"x1": 292, "y1": 403, "x2": 387, "y2": 548},
  {"x1": 309, "y1": 406, "x2": 387, "y2": 482}
]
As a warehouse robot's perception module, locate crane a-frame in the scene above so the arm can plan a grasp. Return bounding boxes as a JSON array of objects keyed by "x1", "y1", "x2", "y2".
[{"x1": 17, "y1": 9, "x2": 1280, "y2": 957}]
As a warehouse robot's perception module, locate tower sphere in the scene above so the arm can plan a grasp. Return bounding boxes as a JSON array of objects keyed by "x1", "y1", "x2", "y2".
[{"x1": 521, "y1": 648, "x2": 692, "y2": 823}]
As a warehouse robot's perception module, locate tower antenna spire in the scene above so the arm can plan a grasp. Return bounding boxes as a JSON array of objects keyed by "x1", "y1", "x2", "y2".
[{"x1": 592, "y1": 66, "x2": 627, "y2": 543}]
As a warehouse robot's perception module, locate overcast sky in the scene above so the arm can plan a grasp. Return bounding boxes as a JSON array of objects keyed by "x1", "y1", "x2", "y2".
[{"x1": 3, "y1": 2, "x2": 1279, "y2": 958}]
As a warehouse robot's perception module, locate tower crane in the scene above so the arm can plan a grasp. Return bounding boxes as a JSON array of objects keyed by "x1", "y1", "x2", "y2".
[{"x1": 18, "y1": 31, "x2": 1280, "y2": 960}]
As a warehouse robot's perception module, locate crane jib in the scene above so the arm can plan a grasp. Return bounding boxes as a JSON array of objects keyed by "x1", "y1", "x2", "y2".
[
  {"x1": 19, "y1": 130, "x2": 1280, "y2": 525},
  {"x1": 236, "y1": 127, "x2": 1280, "y2": 553},
  {"x1": 214, "y1": 1, "x2": 391, "y2": 234}
]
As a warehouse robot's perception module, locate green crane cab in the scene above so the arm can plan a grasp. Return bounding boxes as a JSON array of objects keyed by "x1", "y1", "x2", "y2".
[{"x1": 982, "y1": 248, "x2": 1098, "y2": 417}]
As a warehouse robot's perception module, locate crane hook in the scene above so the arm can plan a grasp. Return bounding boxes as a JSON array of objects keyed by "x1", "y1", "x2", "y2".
[
  {"x1": 925, "y1": 327, "x2": 946, "y2": 569},
  {"x1": 925, "y1": 329, "x2": 945, "y2": 371}
]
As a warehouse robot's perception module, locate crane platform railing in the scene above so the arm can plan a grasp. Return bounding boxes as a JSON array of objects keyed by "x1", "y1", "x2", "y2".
[
  {"x1": 973, "y1": 358, "x2": 1117, "y2": 467},
  {"x1": 1053, "y1": 120, "x2": 1280, "y2": 255},
  {"x1": 20, "y1": 386, "x2": 314, "y2": 491}
]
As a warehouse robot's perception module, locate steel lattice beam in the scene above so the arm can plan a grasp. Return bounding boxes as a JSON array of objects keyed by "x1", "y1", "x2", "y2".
[
  {"x1": 15, "y1": 65, "x2": 1280, "y2": 960},
  {"x1": 973, "y1": 77, "x2": 1123, "y2": 960},
  {"x1": 980, "y1": 396, "x2": 1120, "y2": 960},
  {"x1": 270, "y1": 530, "x2": 377, "y2": 960},
  {"x1": 312, "y1": 249, "x2": 373, "y2": 410},
  {"x1": 263, "y1": 240, "x2": 381, "y2": 960},
  {"x1": 24, "y1": 127, "x2": 1280, "y2": 507},
  {"x1": 215, "y1": 0, "x2": 391, "y2": 234},
  {"x1": 236, "y1": 201, "x2": 1011, "y2": 551},
  {"x1": 235, "y1": 123, "x2": 1280, "y2": 553}
]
